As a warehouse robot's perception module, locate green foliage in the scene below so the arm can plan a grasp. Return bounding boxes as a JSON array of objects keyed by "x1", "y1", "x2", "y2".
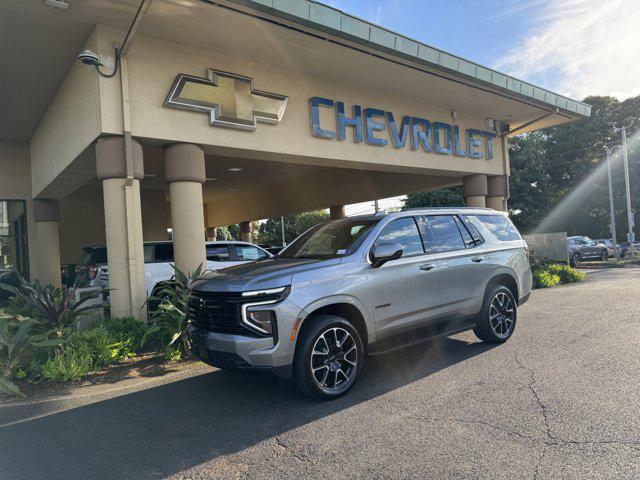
[
  {"x1": 546, "y1": 264, "x2": 586, "y2": 283},
  {"x1": 0, "y1": 311, "x2": 62, "y2": 397},
  {"x1": 0, "y1": 275, "x2": 103, "y2": 342},
  {"x1": 101, "y1": 316, "x2": 146, "y2": 350},
  {"x1": 37, "y1": 318, "x2": 144, "y2": 383},
  {"x1": 508, "y1": 94, "x2": 640, "y2": 238},
  {"x1": 40, "y1": 350, "x2": 93, "y2": 383},
  {"x1": 403, "y1": 186, "x2": 466, "y2": 210},
  {"x1": 533, "y1": 270, "x2": 561, "y2": 289},
  {"x1": 143, "y1": 264, "x2": 204, "y2": 358},
  {"x1": 530, "y1": 259, "x2": 585, "y2": 289},
  {"x1": 258, "y1": 210, "x2": 329, "y2": 246}
]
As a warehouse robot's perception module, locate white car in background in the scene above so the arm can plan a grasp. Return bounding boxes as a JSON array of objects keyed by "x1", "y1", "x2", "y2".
[{"x1": 73, "y1": 241, "x2": 272, "y2": 304}]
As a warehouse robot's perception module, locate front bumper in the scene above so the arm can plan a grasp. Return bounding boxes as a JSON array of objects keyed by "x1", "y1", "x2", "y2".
[{"x1": 187, "y1": 297, "x2": 302, "y2": 379}]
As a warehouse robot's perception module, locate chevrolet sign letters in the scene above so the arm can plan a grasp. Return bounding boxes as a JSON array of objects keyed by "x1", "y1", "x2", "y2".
[{"x1": 309, "y1": 96, "x2": 496, "y2": 159}]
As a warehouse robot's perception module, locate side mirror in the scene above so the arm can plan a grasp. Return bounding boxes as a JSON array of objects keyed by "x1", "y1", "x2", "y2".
[{"x1": 370, "y1": 242, "x2": 403, "y2": 268}]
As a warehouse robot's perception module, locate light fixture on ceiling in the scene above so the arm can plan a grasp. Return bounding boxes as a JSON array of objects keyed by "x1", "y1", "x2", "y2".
[
  {"x1": 45, "y1": 0, "x2": 69, "y2": 10},
  {"x1": 227, "y1": 167, "x2": 243, "y2": 172}
]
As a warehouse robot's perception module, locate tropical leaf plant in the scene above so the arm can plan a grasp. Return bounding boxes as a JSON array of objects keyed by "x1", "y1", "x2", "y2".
[
  {"x1": 0, "y1": 275, "x2": 103, "y2": 346},
  {"x1": 0, "y1": 312, "x2": 62, "y2": 397},
  {"x1": 142, "y1": 264, "x2": 204, "y2": 358}
]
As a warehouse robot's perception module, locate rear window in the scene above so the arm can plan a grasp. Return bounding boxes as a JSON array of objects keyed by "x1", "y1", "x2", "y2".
[
  {"x1": 474, "y1": 215, "x2": 521, "y2": 242},
  {"x1": 79, "y1": 247, "x2": 107, "y2": 265}
]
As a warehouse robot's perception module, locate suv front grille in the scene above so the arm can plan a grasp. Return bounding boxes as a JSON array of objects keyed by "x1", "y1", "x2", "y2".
[{"x1": 187, "y1": 291, "x2": 257, "y2": 336}]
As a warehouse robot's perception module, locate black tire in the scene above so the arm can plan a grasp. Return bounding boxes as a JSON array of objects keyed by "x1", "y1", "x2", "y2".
[
  {"x1": 600, "y1": 250, "x2": 608, "y2": 261},
  {"x1": 570, "y1": 252, "x2": 581, "y2": 267},
  {"x1": 473, "y1": 285, "x2": 517, "y2": 343},
  {"x1": 293, "y1": 315, "x2": 364, "y2": 400}
]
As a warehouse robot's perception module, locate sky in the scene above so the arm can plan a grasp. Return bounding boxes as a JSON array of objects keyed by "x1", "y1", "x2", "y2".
[
  {"x1": 332, "y1": 0, "x2": 640, "y2": 215},
  {"x1": 328, "y1": 0, "x2": 640, "y2": 101}
]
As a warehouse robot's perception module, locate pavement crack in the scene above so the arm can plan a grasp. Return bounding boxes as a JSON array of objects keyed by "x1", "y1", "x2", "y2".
[
  {"x1": 274, "y1": 436, "x2": 309, "y2": 463},
  {"x1": 515, "y1": 355, "x2": 554, "y2": 441},
  {"x1": 514, "y1": 356, "x2": 640, "y2": 454}
]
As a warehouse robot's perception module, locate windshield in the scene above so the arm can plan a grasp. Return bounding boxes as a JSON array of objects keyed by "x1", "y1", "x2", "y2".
[
  {"x1": 279, "y1": 218, "x2": 379, "y2": 260},
  {"x1": 77, "y1": 247, "x2": 108, "y2": 266}
]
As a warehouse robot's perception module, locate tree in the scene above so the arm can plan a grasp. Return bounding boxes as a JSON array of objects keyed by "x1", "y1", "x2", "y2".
[
  {"x1": 257, "y1": 210, "x2": 329, "y2": 246},
  {"x1": 403, "y1": 186, "x2": 465, "y2": 210},
  {"x1": 508, "y1": 94, "x2": 639, "y2": 238}
]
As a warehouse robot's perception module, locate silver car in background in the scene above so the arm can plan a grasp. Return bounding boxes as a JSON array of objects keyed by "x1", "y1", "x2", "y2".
[
  {"x1": 188, "y1": 208, "x2": 532, "y2": 400},
  {"x1": 567, "y1": 236, "x2": 609, "y2": 266}
]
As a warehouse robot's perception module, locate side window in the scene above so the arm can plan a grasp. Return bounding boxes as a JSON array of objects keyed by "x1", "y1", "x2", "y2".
[
  {"x1": 206, "y1": 245, "x2": 230, "y2": 262},
  {"x1": 460, "y1": 215, "x2": 484, "y2": 246},
  {"x1": 454, "y1": 216, "x2": 474, "y2": 246},
  {"x1": 415, "y1": 216, "x2": 437, "y2": 254},
  {"x1": 374, "y1": 217, "x2": 424, "y2": 257},
  {"x1": 235, "y1": 245, "x2": 267, "y2": 261},
  {"x1": 474, "y1": 215, "x2": 522, "y2": 242},
  {"x1": 426, "y1": 215, "x2": 466, "y2": 252},
  {"x1": 154, "y1": 244, "x2": 174, "y2": 262},
  {"x1": 143, "y1": 245, "x2": 155, "y2": 263}
]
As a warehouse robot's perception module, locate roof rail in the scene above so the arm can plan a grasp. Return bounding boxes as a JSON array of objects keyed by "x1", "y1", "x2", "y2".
[{"x1": 403, "y1": 206, "x2": 495, "y2": 211}]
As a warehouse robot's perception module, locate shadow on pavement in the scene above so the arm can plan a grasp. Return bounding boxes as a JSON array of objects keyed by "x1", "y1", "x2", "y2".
[{"x1": 0, "y1": 337, "x2": 495, "y2": 480}]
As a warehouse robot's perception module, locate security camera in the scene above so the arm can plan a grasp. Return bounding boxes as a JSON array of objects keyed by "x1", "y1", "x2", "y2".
[{"x1": 78, "y1": 49, "x2": 100, "y2": 66}]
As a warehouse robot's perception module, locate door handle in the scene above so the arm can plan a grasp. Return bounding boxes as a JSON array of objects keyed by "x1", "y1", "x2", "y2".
[
  {"x1": 420, "y1": 263, "x2": 436, "y2": 271},
  {"x1": 471, "y1": 256, "x2": 485, "y2": 263}
]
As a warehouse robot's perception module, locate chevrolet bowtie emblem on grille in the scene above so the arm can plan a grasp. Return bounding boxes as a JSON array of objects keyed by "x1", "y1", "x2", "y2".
[{"x1": 163, "y1": 69, "x2": 288, "y2": 131}]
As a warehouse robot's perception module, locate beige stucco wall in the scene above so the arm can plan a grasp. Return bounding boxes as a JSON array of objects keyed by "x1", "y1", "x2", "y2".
[
  {"x1": 30, "y1": 29, "x2": 102, "y2": 198},
  {"x1": 58, "y1": 183, "x2": 168, "y2": 265},
  {"x1": 203, "y1": 169, "x2": 458, "y2": 227},
  {"x1": 94, "y1": 25, "x2": 504, "y2": 178},
  {"x1": 0, "y1": 141, "x2": 39, "y2": 278}
]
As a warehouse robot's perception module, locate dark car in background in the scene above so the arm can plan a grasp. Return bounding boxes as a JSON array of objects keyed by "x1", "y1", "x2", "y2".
[
  {"x1": 567, "y1": 236, "x2": 609, "y2": 266},
  {"x1": 593, "y1": 239, "x2": 622, "y2": 258},
  {"x1": 619, "y1": 241, "x2": 640, "y2": 258}
]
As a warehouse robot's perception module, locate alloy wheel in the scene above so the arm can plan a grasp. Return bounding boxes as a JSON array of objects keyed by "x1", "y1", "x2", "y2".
[
  {"x1": 310, "y1": 327, "x2": 358, "y2": 393},
  {"x1": 489, "y1": 291, "x2": 515, "y2": 339}
]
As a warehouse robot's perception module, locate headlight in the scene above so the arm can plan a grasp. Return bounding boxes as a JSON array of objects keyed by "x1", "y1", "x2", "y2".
[{"x1": 244, "y1": 309, "x2": 276, "y2": 335}]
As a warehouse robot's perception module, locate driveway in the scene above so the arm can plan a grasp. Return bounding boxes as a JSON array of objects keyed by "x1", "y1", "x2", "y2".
[{"x1": 1, "y1": 268, "x2": 639, "y2": 479}]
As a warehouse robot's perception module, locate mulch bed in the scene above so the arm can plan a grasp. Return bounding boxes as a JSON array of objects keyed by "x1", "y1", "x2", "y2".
[{"x1": 1, "y1": 354, "x2": 203, "y2": 403}]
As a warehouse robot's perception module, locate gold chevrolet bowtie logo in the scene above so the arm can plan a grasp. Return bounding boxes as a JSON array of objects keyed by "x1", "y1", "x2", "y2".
[{"x1": 163, "y1": 69, "x2": 288, "y2": 131}]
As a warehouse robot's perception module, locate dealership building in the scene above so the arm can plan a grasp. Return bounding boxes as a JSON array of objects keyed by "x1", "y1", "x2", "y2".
[{"x1": 0, "y1": 0, "x2": 590, "y2": 318}]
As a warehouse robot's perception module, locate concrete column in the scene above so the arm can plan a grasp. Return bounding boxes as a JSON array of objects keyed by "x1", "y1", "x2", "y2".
[
  {"x1": 33, "y1": 200, "x2": 61, "y2": 287},
  {"x1": 240, "y1": 221, "x2": 252, "y2": 243},
  {"x1": 330, "y1": 205, "x2": 346, "y2": 219},
  {"x1": 463, "y1": 174, "x2": 488, "y2": 208},
  {"x1": 487, "y1": 175, "x2": 508, "y2": 212},
  {"x1": 96, "y1": 136, "x2": 147, "y2": 320},
  {"x1": 164, "y1": 144, "x2": 206, "y2": 274}
]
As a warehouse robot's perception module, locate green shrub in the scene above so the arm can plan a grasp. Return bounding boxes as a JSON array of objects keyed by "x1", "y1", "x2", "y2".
[
  {"x1": 102, "y1": 316, "x2": 146, "y2": 347},
  {"x1": 547, "y1": 264, "x2": 586, "y2": 283},
  {"x1": 533, "y1": 270, "x2": 560, "y2": 288},
  {"x1": 40, "y1": 350, "x2": 93, "y2": 383}
]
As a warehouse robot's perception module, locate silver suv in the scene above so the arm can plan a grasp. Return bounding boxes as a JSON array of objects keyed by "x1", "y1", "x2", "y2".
[{"x1": 188, "y1": 208, "x2": 532, "y2": 399}]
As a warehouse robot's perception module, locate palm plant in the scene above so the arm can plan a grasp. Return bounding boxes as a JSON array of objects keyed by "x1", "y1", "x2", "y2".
[{"x1": 142, "y1": 264, "x2": 204, "y2": 357}]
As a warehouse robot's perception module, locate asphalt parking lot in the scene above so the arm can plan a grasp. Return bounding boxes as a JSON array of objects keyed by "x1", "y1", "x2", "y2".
[{"x1": 1, "y1": 268, "x2": 639, "y2": 479}]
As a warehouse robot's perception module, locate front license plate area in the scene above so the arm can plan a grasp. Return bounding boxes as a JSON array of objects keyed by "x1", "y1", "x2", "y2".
[{"x1": 191, "y1": 329, "x2": 208, "y2": 350}]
